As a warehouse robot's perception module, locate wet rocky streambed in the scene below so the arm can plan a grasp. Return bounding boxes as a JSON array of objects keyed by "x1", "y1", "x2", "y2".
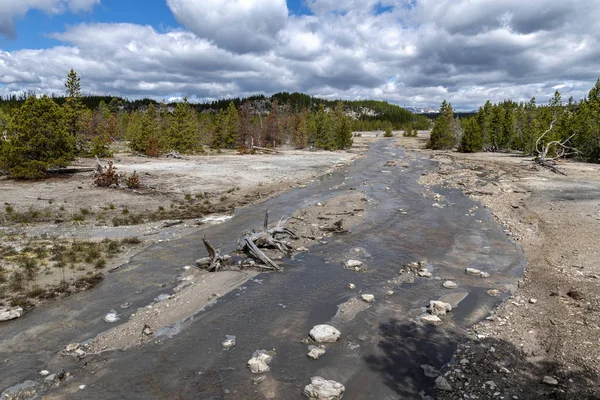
[{"x1": 0, "y1": 140, "x2": 525, "y2": 399}]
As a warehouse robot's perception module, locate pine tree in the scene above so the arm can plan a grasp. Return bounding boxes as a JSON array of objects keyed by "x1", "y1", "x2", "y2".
[
  {"x1": 331, "y1": 102, "x2": 353, "y2": 148},
  {"x1": 0, "y1": 96, "x2": 74, "y2": 179},
  {"x1": 459, "y1": 117, "x2": 483, "y2": 152},
  {"x1": 167, "y1": 98, "x2": 200, "y2": 153},
  {"x1": 292, "y1": 109, "x2": 309, "y2": 148},
  {"x1": 212, "y1": 102, "x2": 239, "y2": 149},
  {"x1": 63, "y1": 69, "x2": 85, "y2": 151},
  {"x1": 314, "y1": 104, "x2": 333, "y2": 150},
  {"x1": 427, "y1": 100, "x2": 457, "y2": 150}
]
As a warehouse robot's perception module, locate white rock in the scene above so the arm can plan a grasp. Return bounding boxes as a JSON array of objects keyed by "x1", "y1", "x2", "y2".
[
  {"x1": 75, "y1": 349, "x2": 86, "y2": 357},
  {"x1": 465, "y1": 267, "x2": 482, "y2": 276},
  {"x1": 44, "y1": 374, "x2": 56, "y2": 382},
  {"x1": 428, "y1": 301, "x2": 452, "y2": 316},
  {"x1": 39, "y1": 370, "x2": 50, "y2": 377},
  {"x1": 64, "y1": 343, "x2": 80, "y2": 352},
  {"x1": 103, "y1": 310, "x2": 120, "y2": 323},
  {"x1": 443, "y1": 281, "x2": 458, "y2": 289},
  {"x1": 418, "y1": 269, "x2": 432, "y2": 278},
  {"x1": 247, "y1": 350, "x2": 273, "y2": 374},
  {"x1": 221, "y1": 335, "x2": 236, "y2": 349},
  {"x1": 487, "y1": 289, "x2": 501, "y2": 297},
  {"x1": 303, "y1": 376, "x2": 345, "y2": 400},
  {"x1": 542, "y1": 376, "x2": 558, "y2": 386},
  {"x1": 479, "y1": 272, "x2": 491, "y2": 278},
  {"x1": 307, "y1": 345, "x2": 327, "y2": 360},
  {"x1": 361, "y1": 294, "x2": 375, "y2": 303},
  {"x1": 297, "y1": 247, "x2": 309, "y2": 252},
  {"x1": 345, "y1": 260, "x2": 363, "y2": 268},
  {"x1": 529, "y1": 298, "x2": 538, "y2": 304},
  {"x1": 309, "y1": 325, "x2": 341, "y2": 343},
  {"x1": 79, "y1": 385, "x2": 86, "y2": 390},
  {"x1": 421, "y1": 315, "x2": 442, "y2": 325},
  {"x1": 0, "y1": 307, "x2": 23, "y2": 322},
  {"x1": 386, "y1": 290, "x2": 394, "y2": 296},
  {"x1": 347, "y1": 283, "x2": 356, "y2": 290}
]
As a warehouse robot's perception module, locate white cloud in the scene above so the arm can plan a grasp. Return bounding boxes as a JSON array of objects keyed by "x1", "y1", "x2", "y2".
[
  {"x1": 0, "y1": 0, "x2": 599, "y2": 110},
  {"x1": 0, "y1": 0, "x2": 99, "y2": 38},
  {"x1": 166, "y1": 0, "x2": 288, "y2": 53}
]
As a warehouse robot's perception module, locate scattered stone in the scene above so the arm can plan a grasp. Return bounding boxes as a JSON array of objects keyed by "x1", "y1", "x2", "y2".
[
  {"x1": 435, "y1": 376, "x2": 453, "y2": 392},
  {"x1": 443, "y1": 281, "x2": 458, "y2": 289},
  {"x1": 64, "y1": 343, "x2": 80, "y2": 352},
  {"x1": 428, "y1": 301, "x2": 452, "y2": 316},
  {"x1": 310, "y1": 324, "x2": 341, "y2": 343},
  {"x1": 466, "y1": 268, "x2": 490, "y2": 278},
  {"x1": 386, "y1": 290, "x2": 394, "y2": 296},
  {"x1": 529, "y1": 298, "x2": 538, "y2": 304},
  {"x1": 542, "y1": 376, "x2": 558, "y2": 386},
  {"x1": 418, "y1": 269, "x2": 432, "y2": 278},
  {"x1": 345, "y1": 260, "x2": 363, "y2": 269},
  {"x1": 120, "y1": 302, "x2": 132, "y2": 309},
  {"x1": 308, "y1": 345, "x2": 327, "y2": 360},
  {"x1": 361, "y1": 294, "x2": 375, "y2": 303},
  {"x1": 432, "y1": 203, "x2": 444, "y2": 209},
  {"x1": 79, "y1": 385, "x2": 86, "y2": 390},
  {"x1": 297, "y1": 247, "x2": 309, "y2": 252},
  {"x1": 348, "y1": 283, "x2": 356, "y2": 290},
  {"x1": 421, "y1": 364, "x2": 439, "y2": 378},
  {"x1": 421, "y1": 315, "x2": 442, "y2": 325},
  {"x1": 143, "y1": 325, "x2": 153, "y2": 336},
  {"x1": 222, "y1": 335, "x2": 236, "y2": 349},
  {"x1": 252, "y1": 376, "x2": 266, "y2": 385},
  {"x1": 44, "y1": 374, "x2": 56, "y2": 383},
  {"x1": 74, "y1": 349, "x2": 86, "y2": 357},
  {"x1": 103, "y1": 310, "x2": 120, "y2": 323},
  {"x1": 39, "y1": 370, "x2": 50, "y2": 377},
  {"x1": 487, "y1": 289, "x2": 501, "y2": 297},
  {"x1": 0, "y1": 306, "x2": 23, "y2": 322},
  {"x1": 247, "y1": 350, "x2": 274, "y2": 374},
  {"x1": 303, "y1": 376, "x2": 345, "y2": 400}
]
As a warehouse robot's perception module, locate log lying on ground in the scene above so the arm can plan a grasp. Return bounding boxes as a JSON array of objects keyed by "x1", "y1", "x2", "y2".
[{"x1": 320, "y1": 219, "x2": 349, "y2": 234}]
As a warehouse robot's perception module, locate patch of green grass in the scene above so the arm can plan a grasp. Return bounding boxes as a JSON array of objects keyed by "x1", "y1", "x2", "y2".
[
  {"x1": 94, "y1": 258, "x2": 107, "y2": 269},
  {"x1": 80, "y1": 208, "x2": 90, "y2": 216},
  {"x1": 72, "y1": 213, "x2": 86, "y2": 222}
]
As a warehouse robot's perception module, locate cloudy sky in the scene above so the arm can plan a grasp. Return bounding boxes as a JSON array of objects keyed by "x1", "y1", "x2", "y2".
[{"x1": 0, "y1": 0, "x2": 599, "y2": 110}]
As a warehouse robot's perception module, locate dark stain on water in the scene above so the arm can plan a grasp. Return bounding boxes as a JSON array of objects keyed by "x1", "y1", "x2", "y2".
[{"x1": 0, "y1": 140, "x2": 526, "y2": 399}]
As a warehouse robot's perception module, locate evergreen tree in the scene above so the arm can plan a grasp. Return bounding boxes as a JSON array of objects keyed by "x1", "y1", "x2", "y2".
[
  {"x1": 292, "y1": 109, "x2": 309, "y2": 148},
  {"x1": 167, "y1": 98, "x2": 200, "y2": 153},
  {"x1": 0, "y1": 96, "x2": 74, "y2": 179},
  {"x1": 212, "y1": 102, "x2": 239, "y2": 148},
  {"x1": 63, "y1": 69, "x2": 85, "y2": 150},
  {"x1": 427, "y1": 100, "x2": 457, "y2": 150},
  {"x1": 459, "y1": 117, "x2": 483, "y2": 152},
  {"x1": 332, "y1": 102, "x2": 353, "y2": 148},
  {"x1": 314, "y1": 104, "x2": 333, "y2": 150}
]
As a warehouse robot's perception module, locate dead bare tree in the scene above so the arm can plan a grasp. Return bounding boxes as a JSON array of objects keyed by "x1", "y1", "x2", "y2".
[
  {"x1": 197, "y1": 236, "x2": 231, "y2": 272},
  {"x1": 533, "y1": 119, "x2": 579, "y2": 175}
]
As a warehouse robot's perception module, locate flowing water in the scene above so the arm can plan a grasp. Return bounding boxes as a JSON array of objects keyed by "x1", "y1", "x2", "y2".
[{"x1": 0, "y1": 140, "x2": 525, "y2": 399}]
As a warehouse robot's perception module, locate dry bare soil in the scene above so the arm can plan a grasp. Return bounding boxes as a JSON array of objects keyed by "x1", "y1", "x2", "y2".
[{"x1": 404, "y1": 133, "x2": 600, "y2": 399}]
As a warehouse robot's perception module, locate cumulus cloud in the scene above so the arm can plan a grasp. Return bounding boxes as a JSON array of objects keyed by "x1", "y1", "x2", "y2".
[
  {"x1": 0, "y1": 0, "x2": 599, "y2": 109},
  {"x1": 166, "y1": 0, "x2": 288, "y2": 53},
  {"x1": 0, "y1": 0, "x2": 99, "y2": 38}
]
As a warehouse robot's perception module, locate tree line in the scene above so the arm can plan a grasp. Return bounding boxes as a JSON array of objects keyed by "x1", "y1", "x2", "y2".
[
  {"x1": 427, "y1": 79, "x2": 600, "y2": 163},
  {"x1": 0, "y1": 70, "x2": 427, "y2": 179}
]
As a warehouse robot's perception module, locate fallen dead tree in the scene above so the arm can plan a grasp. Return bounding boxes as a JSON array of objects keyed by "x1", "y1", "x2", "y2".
[
  {"x1": 533, "y1": 119, "x2": 579, "y2": 176},
  {"x1": 197, "y1": 209, "x2": 298, "y2": 272}
]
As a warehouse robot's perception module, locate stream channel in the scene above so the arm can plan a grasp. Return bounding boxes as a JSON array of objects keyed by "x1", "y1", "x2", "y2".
[{"x1": 0, "y1": 139, "x2": 525, "y2": 399}]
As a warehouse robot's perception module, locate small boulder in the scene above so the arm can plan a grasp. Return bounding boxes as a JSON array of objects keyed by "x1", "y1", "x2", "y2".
[
  {"x1": 345, "y1": 260, "x2": 363, "y2": 269},
  {"x1": 103, "y1": 310, "x2": 120, "y2": 323},
  {"x1": 428, "y1": 301, "x2": 452, "y2": 316},
  {"x1": 361, "y1": 294, "x2": 375, "y2": 303},
  {"x1": 310, "y1": 325, "x2": 341, "y2": 343},
  {"x1": 303, "y1": 376, "x2": 345, "y2": 400},
  {"x1": 385, "y1": 290, "x2": 394, "y2": 296},
  {"x1": 421, "y1": 364, "x2": 439, "y2": 378},
  {"x1": 0, "y1": 307, "x2": 23, "y2": 322},
  {"x1": 442, "y1": 281, "x2": 458, "y2": 289},
  {"x1": 247, "y1": 350, "x2": 274, "y2": 374},
  {"x1": 465, "y1": 267, "x2": 482, "y2": 276},
  {"x1": 347, "y1": 283, "x2": 356, "y2": 290},
  {"x1": 222, "y1": 335, "x2": 236, "y2": 349},
  {"x1": 308, "y1": 345, "x2": 327, "y2": 360},
  {"x1": 542, "y1": 376, "x2": 558, "y2": 386},
  {"x1": 421, "y1": 315, "x2": 442, "y2": 325},
  {"x1": 487, "y1": 289, "x2": 501, "y2": 297},
  {"x1": 418, "y1": 269, "x2": 432, "y2": 278},
  {"x1": 435, "y1": 376, "x2": 453, "y2": 392}
]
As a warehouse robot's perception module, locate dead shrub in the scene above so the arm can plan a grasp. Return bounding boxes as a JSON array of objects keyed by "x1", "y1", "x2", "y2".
[
  {"x1": 94, "y1": 161, "x2": 120, "y2": 187},
  {"x1": 125, "y1": 170, "x2": 141, "y2": 189}
]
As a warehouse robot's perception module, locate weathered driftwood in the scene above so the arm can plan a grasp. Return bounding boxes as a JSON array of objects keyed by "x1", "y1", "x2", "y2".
[
  {"x1": 240, "y1": 209, "x2": 298, "y2": 271},
  {"x1": 199, "y1": 236, "x2": 230, "y2": 272},
  {"x1": 47, "y1": 167, "x2": 96, "y2": 174},
  {"x1": 533, "y1": 119, "x2": 578, "y2": 176}
]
